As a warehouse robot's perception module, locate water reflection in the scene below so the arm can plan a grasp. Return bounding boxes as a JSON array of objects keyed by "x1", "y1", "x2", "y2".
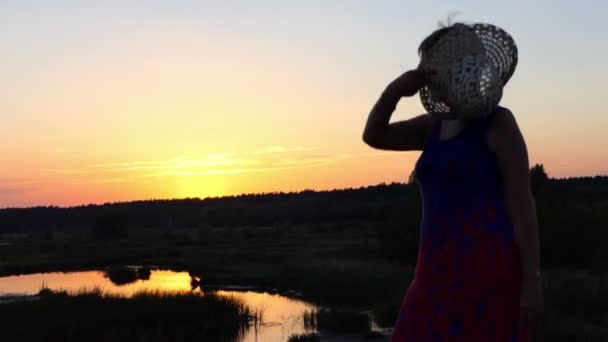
[
  {"x1": 0, "y1": 270, "x2": 194, "y2": 296},
  {"x1": 105, "y1": 267, "x2": 136, "y2": 285},
  {"x1": 0, "y1": 270, "x2": 318, "y2": 342},
  {"x1": 215, "y1": 290, "x2": 316, "y2": 342}
]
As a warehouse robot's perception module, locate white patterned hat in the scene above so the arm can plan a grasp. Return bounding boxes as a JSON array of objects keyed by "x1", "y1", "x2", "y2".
[{"x1": 418, "y1": 23, "x2": 518, "y2": 119}]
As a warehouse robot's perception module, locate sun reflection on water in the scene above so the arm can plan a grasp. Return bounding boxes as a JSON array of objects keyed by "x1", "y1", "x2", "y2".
[
  {"x1": 0, "y1": 269, "x2": 319, "y2": 342},
  {"x1": 0, "y1": 269, "x2": 195, "y2": 296}
]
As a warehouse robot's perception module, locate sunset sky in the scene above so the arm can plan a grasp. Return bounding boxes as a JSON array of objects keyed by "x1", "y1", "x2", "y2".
[{"x1": 2, "y1": 0, "x2": 607, "y2": 208}]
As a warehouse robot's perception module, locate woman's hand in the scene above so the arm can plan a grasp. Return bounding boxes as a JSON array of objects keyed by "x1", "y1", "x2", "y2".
[
  {"x1": 519, "y1": 275, "x2": 544, "y2": 337},
  {"x1": 386, "y1": 69, "x2": 434, "y2": 98},
  {"x1": 386, "y1": 69, "x2": 458, "y2": 120}
]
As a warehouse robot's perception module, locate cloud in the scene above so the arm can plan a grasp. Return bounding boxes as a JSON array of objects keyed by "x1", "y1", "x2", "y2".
[
  {"x1": 206, "y1": 153, "x2": 234, "y2": 159},
  {"x1": 139, "y1": 159, "x2": 334, "y2": 177},
  {"x1": 68, "y1": 178, "x2": 132, "y2": 185},
  {"x1": 43, "y1": 169, "x2": 88, "y2": 175},
  {"x1": 99, "y1": 159, "x2": 262, "y2": 172},
  {"x1": 277, "y1": 157, "x2": 335, "y2": 165},
  {"x1": 253, "y1": 145, "x2": 311, "y2": 154},
  {"x1": 126, "y1": 146, "x2": 349, "y2": 177},
  {"x1": 31, "y1": 146, "x2": 361, "y2": 182},
  {"x1": 89, "y1": 158, "x2": 198, "y2": 168}
]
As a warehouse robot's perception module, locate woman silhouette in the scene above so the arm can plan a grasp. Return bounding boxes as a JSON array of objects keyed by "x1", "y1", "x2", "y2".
[{"x1": 363, "y1": 22, "x2": 543, "y2": 341}]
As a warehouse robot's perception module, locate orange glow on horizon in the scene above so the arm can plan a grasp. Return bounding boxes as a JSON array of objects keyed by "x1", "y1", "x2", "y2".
[
  {"x1": 2, "y1": 3, "x2": 607, "y2": 208},
  {"x1": 2, "y1": 145, "x2": 423, "y2": 207}
]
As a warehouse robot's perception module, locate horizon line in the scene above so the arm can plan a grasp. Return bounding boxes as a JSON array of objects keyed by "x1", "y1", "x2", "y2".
[{"x1": 2, "y1": 173, "x2": 608, "y2": 211}]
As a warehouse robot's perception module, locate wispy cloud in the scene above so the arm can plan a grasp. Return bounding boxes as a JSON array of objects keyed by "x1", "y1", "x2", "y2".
[
  {"x1": 138, "y1": 159, "x2": 334, "y2": 177},
  {"x1": 277, "y1": 157, "x2": 335, "y2": 165},
  {"x1": 253, "y1": 145, "x2": 311, "y2": 154},
  {"x1": 89, "y1": 158, "x2": 198, "y2": 168},
  {"x1": 67, "y1": 178, "x2": 132, "y2": 185},
  {"x1": 206, "y1": 153, "x2": 234, "y2": 159},
  {"x1": 98, "y1": 159, "x2": 262, "y2": 172},
  {"x1": 43, "y1": 169, "x2": 88, "y2": 175},
  {"x1": 31, "y1": 146, "x2": 368, "y2": 182},
  {"x1": 112, "y1": 146, "x2": 348, "y2": 178}
]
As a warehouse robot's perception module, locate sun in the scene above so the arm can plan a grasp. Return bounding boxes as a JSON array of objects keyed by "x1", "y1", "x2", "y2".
[{"x1": 176, "y1": 175, "x2": 226, "y2": 199}]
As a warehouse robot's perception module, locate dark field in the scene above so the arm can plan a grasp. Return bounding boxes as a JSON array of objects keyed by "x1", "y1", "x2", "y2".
[{"x1": 1, "y1": 173, "x2": 608, "y2": 340}]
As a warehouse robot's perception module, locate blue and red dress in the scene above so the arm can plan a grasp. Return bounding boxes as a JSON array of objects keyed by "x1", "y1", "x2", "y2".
[{"x1": 390, "y1": 107, "x2": 531, "y2": 341}]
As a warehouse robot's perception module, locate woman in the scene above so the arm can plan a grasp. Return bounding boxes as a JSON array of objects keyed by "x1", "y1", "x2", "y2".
[{"x1": 362, "y1": 22, "x2": 543, "y2": 341}]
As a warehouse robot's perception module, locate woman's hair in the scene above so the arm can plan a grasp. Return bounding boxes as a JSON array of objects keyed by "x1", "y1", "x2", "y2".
[
  {"x1": 418, "y1": 27, "x2": 453, "y2": 56},
  {"x1": 418, "y1": 15, "x2": 462, "y2": 56}
]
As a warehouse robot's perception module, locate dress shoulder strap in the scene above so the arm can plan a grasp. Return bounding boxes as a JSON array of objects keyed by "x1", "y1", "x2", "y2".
[
  {"x1": 429, "y1": 116, "x2": 443, "y2": 144},
  {"x1": 479, "y1": 105, "x2": 508, "y2": 130}
]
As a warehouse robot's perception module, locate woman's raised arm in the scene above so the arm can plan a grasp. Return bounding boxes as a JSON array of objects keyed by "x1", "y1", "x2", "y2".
[{"x1": 362, "y1": 69, "x2": 435, "y2": 151}]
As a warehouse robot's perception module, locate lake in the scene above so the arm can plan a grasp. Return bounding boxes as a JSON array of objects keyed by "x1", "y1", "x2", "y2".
[{"x1": 0, "y1": 268, "x2": 387, "y2": 341}]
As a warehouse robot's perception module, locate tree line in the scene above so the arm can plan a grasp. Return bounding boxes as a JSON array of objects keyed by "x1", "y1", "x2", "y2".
[{"x1": 1, "y1": 164, "x2": 607, "y2": 271}]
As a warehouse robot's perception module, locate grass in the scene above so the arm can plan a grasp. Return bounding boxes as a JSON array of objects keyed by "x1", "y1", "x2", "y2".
[
  {"x1": 230, "y1": 257, "x2": 413, "y2": 308},
  {"x1": 0, "y1": 288, "x2": 261, "y2": 342},
  {"x1": 303, "y1": 308, "x2": 371, "y2": 334},
  {"x1": 371, "y1": 294, "x2": 403, "y2": 328},
  {"x1": 541, "y1": 311, "x2": 608, "y2": 341},
  {"x1": 2, "y1": 226, "x2": 608, "y2": 340}
]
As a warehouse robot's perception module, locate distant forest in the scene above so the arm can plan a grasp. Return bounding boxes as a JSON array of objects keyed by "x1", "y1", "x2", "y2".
[{"x1": 1, "y1": 164, "x2": 607, "y2": 271}]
